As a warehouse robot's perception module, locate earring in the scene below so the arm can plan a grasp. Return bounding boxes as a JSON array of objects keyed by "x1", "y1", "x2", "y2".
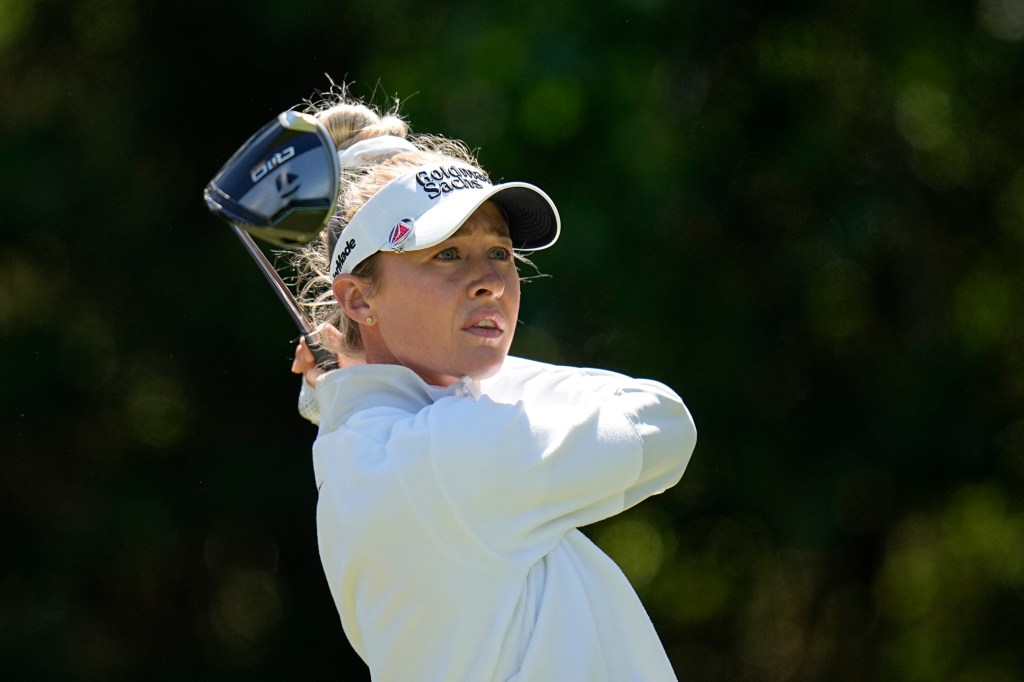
[{"x1": 365, "y1": 316, "x2": 375, "y2": 325}]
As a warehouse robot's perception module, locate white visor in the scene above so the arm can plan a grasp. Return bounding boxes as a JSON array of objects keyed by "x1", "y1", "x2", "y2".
[{"x1": 330, "y1": 161, "x2": 560, "y2": 277}]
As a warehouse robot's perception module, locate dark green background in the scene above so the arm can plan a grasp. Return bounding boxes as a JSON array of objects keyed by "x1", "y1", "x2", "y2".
[{"x1": 3, "y1": 0, "x2": 1023, "y2": 679}]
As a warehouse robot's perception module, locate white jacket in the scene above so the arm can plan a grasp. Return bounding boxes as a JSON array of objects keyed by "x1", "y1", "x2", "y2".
[{"x1": 308, "y1": 356, "x2": 697, "y2": 681}]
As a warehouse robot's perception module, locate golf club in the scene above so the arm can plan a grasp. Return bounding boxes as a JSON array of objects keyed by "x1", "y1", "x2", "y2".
[{"x1": 204, "y1": 110, "x2": 340, "y2": 368}]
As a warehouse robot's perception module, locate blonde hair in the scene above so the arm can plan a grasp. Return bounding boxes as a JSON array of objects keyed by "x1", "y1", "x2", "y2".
[{"x1": 292, "y1": 86, "x2": 485, "y2": 356}]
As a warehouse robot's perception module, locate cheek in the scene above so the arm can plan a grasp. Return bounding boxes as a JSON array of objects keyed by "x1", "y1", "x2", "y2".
[
  {"x1": 508, "y1": 275, "x2": 522, "y2": 309},
  {"x1": 379, "y1": 284, "x2": 454, "y2": 335}
]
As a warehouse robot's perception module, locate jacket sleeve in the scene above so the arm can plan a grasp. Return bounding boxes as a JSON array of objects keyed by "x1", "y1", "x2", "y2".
[
  {"x1": 409, "y1": 366, "x2": 697, "y2": 565},
  {"x1": 297, "y1": 379, "x2": 321, "y2": 425}
]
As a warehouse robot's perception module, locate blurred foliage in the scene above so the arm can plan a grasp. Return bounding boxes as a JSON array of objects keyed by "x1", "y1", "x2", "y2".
[{"x1": 2, "y1": 0, "x2": 1024, "y2": 679}]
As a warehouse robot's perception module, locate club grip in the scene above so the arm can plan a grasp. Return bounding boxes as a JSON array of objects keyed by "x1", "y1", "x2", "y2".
[{"x1": 304, "y1": 331, "x2": 339, "y2": 371}]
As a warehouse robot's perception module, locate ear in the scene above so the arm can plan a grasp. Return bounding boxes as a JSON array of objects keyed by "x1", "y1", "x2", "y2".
[{"x1": 332, "y1": 275, "x2": 373, "y2": 324}]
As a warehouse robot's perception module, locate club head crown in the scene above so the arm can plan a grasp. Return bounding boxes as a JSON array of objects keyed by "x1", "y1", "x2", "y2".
[{"x1": 204, "y1": 111, "x2": 339, "y2": 247}]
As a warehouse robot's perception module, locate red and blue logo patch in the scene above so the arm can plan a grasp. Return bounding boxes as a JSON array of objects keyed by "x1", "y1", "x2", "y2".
[{"x1": 389, "y1": 218, "x2": 414, "y2": 251}]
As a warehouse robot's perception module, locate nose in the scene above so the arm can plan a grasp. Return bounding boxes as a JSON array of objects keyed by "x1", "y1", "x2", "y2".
[{"x1": 468, "y1": 260, "x2": 506, "y2": 299}]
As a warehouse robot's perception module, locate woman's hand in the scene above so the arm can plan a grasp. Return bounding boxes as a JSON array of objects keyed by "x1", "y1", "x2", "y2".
[{"x1": 291, "y1": 324, "x2": 363, "y2": 387}]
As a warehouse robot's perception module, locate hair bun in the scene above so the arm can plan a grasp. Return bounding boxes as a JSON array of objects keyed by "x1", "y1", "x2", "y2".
[{"x1": 316, "y1": 103, "x2": 410, "y2": 150}]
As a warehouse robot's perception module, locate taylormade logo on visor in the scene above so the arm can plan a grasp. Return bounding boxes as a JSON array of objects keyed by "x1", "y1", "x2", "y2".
[
  {"x1": 416, "y1": 165, "x2": 489, "y2": 199},
  {"x1": 334, "y1": 239, "x2": 356, "y2": 274}
]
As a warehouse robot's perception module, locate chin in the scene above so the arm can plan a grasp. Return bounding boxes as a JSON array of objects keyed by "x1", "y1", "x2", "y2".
[
  {"x1": 413, "y1": 349, "x2": 509, "y2": 387},
  {"x1": 461, "y1": 352, "x2": 508, "y2": 382},
  {"x1": 466, "y1": 364, "x2": 501, "y2": 382}
]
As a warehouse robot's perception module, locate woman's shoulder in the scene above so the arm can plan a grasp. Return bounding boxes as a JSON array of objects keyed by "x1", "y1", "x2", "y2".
[
  {"x1": 492, "y1": 356, "x2": 633, "y2": 382},
  {"x1": 315, "y1": 364, "x2": 452, "y2": 432},
  {"x1": 482, "y1": 356, "x2": 639, "y2": 403}
]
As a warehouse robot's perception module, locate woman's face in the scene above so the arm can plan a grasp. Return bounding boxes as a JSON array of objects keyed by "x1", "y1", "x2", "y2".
[{"x1": 359, "y1": 201, "x2": 521, "y2": 387}]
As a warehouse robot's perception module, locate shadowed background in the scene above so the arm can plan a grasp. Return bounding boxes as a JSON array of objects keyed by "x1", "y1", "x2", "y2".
[{"x1": 3, "y1": 0, "x2": 1024, "y2": 680}]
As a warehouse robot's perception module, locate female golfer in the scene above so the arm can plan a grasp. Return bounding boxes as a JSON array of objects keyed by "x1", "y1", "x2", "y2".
[{"x1": 289, "y1": 90, "x2": 697, "y2": 681}]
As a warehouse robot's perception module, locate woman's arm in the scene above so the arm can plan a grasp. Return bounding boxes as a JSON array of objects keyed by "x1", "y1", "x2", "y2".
[
  {"x1": 419, "y1": 366, "x2": 697, "y2": 563},
  {"x1": 292, "y1": 326, "x2": 365, "y2": 425}
]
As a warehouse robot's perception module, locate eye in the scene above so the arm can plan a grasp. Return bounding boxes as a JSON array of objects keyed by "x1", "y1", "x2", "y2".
[
  {"x1": 434, "y1": 247, "x2": 458, "y2": 261},
  {"x1": 490, "y1": 246, "x2": 512, "y2": 260}
]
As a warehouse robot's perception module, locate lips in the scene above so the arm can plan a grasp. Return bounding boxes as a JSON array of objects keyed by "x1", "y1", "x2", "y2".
[{"x1": 463, "y1": 310, "x2": 505, "y2": 334}]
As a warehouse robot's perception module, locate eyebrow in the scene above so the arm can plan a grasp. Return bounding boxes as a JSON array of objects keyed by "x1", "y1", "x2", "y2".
[{"x1": 451, "y1": 219, "x2": 511, "y2": 240}]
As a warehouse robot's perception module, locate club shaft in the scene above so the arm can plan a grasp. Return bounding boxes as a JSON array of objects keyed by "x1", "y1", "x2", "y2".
[
  {"x1": 233, "y1": 225, "x2": 311, "y2": 331},
  {"x1": 232, "y1": 225, "x2": 337, "y2": 368}
]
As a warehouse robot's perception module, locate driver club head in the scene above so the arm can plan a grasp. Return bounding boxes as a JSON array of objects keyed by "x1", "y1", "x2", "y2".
[{"x1": 204, "y1": 110, "x2": 340, "y2": 247}]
